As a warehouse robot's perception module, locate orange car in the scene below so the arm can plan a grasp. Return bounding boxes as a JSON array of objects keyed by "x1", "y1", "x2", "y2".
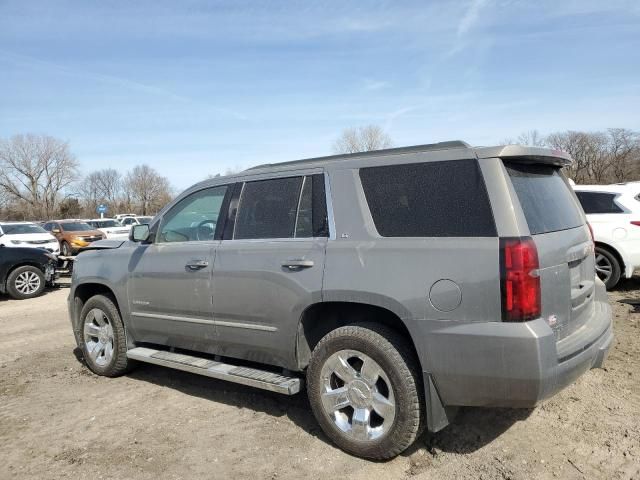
[{"x1": 42, "y1": 220, "x2": 106, "y2": 256}]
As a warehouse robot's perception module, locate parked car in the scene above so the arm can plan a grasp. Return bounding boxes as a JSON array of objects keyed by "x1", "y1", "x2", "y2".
[
  {"x1": 114, "y1": 213, "x2": 136, "y2": 221},
  {"x1": 573, "y1": 182, "x2": 640, "y2": 289},
  {"x1": 0, "y1": 221, "x2": 60, "y2": 254},
  {"x1": 43, "y1": 220, "x2": 105, "y2": 256},
  {"x1": 0, "y1": 245, "x2": 58, "y2": 299},
  {"x1": 68, "y1": 142, "x2": 613, "y2": 460},
  {"x1": 85, "y1": 219, "x2": 131, "y2": 240},
  {"x1": 120, "y1": 216, "x2": 153, "y2": 227}
]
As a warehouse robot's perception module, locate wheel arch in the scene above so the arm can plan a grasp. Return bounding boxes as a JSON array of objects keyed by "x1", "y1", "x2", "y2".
[
  {"x1": 295, "y1": 301, "x2": 420, "y2": 371},
  {"x1": 72, "y1": 282, "x2": 127, "y2": 344}
]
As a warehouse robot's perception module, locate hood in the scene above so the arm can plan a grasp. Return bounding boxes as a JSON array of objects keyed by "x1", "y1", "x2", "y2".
[
  {"x1": 66, "y1": 229, "x2": 105, "y2": 238},
  {"x1": 78, "y1": 239, "x2": 127, "y2": 252}
]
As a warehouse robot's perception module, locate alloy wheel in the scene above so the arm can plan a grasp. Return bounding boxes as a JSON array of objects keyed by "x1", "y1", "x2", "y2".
[
  {"x1": 14, "y1": 271, "x2": 41, "y2": 295},
  {"x1": 83, "y1": 308, "x2": 115, "y2": 367},
  {"x1": 319, "y1": 349, "x2": 396, "y2": 442}
]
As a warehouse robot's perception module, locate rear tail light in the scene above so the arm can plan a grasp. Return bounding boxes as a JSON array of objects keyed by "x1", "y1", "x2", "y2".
[
  {"x1": 587, "y1": 223, "x2": 595, "y2": 242},
  {"x1": 631, "y1": 221, "x2": 640, "y2": 227},
  {"x1": 500, "y1": 237, "x2": 541, "y2": 322}
]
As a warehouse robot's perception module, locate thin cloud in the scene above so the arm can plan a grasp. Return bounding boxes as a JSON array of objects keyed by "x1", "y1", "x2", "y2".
[
  {"x1": 363, "y1": 79, "x2": 390, "y2": 91},
  {"x1": 0, "y1": 49, "x2": 247, "y2": 120},
  {"x1": 458, "y1": 0, "x2": 490, "y2": 37}
]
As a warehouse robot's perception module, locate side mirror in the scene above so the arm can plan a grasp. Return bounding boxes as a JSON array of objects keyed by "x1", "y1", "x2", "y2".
[
  {"x1": 51, "y1": 229, "x2": 60, "y2": 234},
  {"x1": 130, "y1": 224, "x2": 150, "y2": 243}
]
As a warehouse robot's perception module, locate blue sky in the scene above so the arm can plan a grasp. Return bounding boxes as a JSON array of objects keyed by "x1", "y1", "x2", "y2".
[{"x1": 1, "y1": 0, "x2": 639, "y2": 190}]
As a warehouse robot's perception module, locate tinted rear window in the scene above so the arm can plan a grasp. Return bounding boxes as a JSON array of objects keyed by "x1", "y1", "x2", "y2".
[
  {"x1": 359, "y1": 159, "x2": 496, "y2": 237},
  {"x1": 575, "y1": 191, "x2": 624, "y2": 214},
  {"x1": 505, "y1": 162, "x2": 583, "y2": 234}
]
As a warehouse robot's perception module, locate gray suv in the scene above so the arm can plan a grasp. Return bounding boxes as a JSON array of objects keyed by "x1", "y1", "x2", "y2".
[{"x1": 68, "y1": 141, "x2": 613, "y2": 460}]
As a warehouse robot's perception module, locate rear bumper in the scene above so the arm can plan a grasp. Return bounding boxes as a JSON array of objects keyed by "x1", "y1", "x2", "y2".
[{"x1": 423, "y1": 287, "x2": 613, "y2": 408}]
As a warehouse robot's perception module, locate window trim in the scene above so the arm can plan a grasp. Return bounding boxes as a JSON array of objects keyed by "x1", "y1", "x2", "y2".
[{"x1": 225, "y1": 173, "x2": 330, "y2": 242}]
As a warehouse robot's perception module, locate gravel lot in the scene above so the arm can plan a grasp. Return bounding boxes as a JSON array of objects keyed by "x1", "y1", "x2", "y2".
[{"x1": 1, "y1": 278, "x2": 639, "y2": 480}]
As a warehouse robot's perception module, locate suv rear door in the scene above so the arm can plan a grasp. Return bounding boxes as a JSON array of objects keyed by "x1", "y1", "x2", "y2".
[
  {"x1": 212, "y1": 173, "x2": 328, "y2": 368},
  {"x1": 504, "y1": 161, "x2": 594, "y2": 342}
]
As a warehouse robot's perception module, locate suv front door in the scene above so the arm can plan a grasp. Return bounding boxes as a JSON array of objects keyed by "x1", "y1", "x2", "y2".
[
  {"x1": 212, "y1": 174, "x2": 329, "y2": 368},
  {"x1": 127, "y1": 185, "x2": 228, "y2": 351}
]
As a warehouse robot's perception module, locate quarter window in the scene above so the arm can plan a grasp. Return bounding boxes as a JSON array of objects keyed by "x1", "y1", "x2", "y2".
[
  {"x1": 359, "y1": 159, "x2": 496, "y2": 237},
  {"x1": 575, "y1": 191, "x2": 624, "y2": 214},
  {"x1": 158, "y1": 186, "x2": 228, "y2": 243}
]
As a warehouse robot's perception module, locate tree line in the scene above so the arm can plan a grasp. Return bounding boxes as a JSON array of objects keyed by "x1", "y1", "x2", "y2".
[
  {"x1": 0, "y1": 134, "x2": 173, "y2": 221},
  {"x1": 2, "y1": 127, "x2": 638, "y2": 221},
  {"x1": 503, "y1": 128, "x2": 640, "y2": 184}
]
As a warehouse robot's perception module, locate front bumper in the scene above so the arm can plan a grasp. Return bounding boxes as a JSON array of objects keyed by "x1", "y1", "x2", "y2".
[{"x1": 423, "y1": 291, "x2": 613, "y2": 408}]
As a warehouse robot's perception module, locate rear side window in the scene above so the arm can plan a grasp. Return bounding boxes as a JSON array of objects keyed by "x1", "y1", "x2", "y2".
[
  {"x1": 505, "y1": 162, "x2": 583, "y2": 234},
  {"x1": 235, "y1": 177, "x2": 303, "y2": 239},
  {"x1": 575, "y1": 191, "x2": 624, "y2": 214},
  {"x1": 359, "y1": 159, "x2": 496, "y2": 237}
]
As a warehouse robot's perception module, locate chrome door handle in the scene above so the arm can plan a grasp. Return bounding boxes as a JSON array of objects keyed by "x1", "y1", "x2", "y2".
[
  {"x1": 282, "y1": 259, "x2": 314, "y2": 269},
  {"x1": 186, "y1": 260, "x2": 209, "y2": 270}
]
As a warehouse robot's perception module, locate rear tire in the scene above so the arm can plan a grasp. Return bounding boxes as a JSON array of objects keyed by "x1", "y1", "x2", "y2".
[
  {"x1": 595, "y1": 246, "x2": 621, "y2": 290},
  {"x1": 61, "y1": 241, "x2": 72, "y2": 257},
  {"x1": 6, "y1": 265, "x2": 46, "y2": 300},
  {"x1": 307, "y1": 323, "x2": 424, "y2": 460},
  {"x1": 78, "y1": 295, "x2": 132, "y2": 377}
]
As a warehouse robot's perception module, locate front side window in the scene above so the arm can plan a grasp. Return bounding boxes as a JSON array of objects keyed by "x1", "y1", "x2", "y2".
[
  {"x1": 575, "y1": 191, "x2": 624, "y2": 214},
  {"x1": 158, "y1": 186, "x2": 228, "y2": 243}
]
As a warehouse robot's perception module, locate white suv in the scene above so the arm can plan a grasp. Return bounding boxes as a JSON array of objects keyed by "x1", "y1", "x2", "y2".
[
  {"x1": 0, "y1": 221, "x2": 61, "y2": 254},
  {"x1": 573, "y1": 182, "x2": 640, "y2": 288}
]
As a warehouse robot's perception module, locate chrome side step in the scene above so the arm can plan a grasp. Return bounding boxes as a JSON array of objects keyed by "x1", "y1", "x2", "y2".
[{"x1": 126, "y1": 347, "x2": 302, "y2": 395}]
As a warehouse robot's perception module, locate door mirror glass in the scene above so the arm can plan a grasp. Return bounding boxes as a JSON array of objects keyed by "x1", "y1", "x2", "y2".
[
  {"x1": 51, "y1": 228, "x2": 61, "y2": 234},
  {"x1": 130, "y1": 224, "x2": 150, "y2": 242}
]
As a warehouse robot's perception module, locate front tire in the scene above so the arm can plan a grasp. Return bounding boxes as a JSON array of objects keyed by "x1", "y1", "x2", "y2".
[
  {"x1": 6, "y1": 265, "x2": 46, "y2": 300},
  {"x1": 307, "y1": 323, "x2": 424, "y2": 460},
  {"x1": 79, "y1": 295, "x2": 131, "y2": 377}
]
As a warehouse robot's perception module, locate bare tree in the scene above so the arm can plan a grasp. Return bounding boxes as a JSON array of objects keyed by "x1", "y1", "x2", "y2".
[
  {"x1": 0, "y1": 134, "x2": 79, "y2": 219},
  {"x1": 79, "y1": 168, "x2": 122, "y2": 216},
  {"x1": 123, "y1": 165, "x2": 173, "y2": 215},
  {"x1": 517, "y1": 129, "x2": 546, "y2": 147},
  {"x1": 333, "y1": 125, "x2": 393, "y2": 154},
  {"x1": 607, "y1": 128, "x2": 640, "y2": 183}
]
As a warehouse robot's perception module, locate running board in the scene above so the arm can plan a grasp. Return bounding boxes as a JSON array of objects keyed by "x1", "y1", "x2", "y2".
[{"x1": 126, "y1": 347, "x2": 302, "y2": 395}]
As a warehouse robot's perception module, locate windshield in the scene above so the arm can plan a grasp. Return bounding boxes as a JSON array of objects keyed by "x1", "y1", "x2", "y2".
[
  {"x1": 61, "y1": 222, "x2": 94, "y2": 232},
  {"x1": 0, "y1": 223, "x2": 48, "y2": 235},
  {"x1": 90, "y1": 220, "x2": 122, "y2": 228}
]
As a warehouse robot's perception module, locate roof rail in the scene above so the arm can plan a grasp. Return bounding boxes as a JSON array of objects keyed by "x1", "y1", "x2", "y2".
[{"x1": 246, "y1": 140, "x2": 471, "y2": 171}]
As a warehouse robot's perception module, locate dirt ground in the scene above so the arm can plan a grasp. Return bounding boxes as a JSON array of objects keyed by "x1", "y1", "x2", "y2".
[{"x1": 0, "y1": 279, "x2": 639, "y2": 480}]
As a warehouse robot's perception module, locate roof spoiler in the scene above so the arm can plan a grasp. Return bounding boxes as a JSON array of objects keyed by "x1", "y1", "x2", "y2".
[{"x1": 475, "y1": 145, "x2": 572, "y2": 167}]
